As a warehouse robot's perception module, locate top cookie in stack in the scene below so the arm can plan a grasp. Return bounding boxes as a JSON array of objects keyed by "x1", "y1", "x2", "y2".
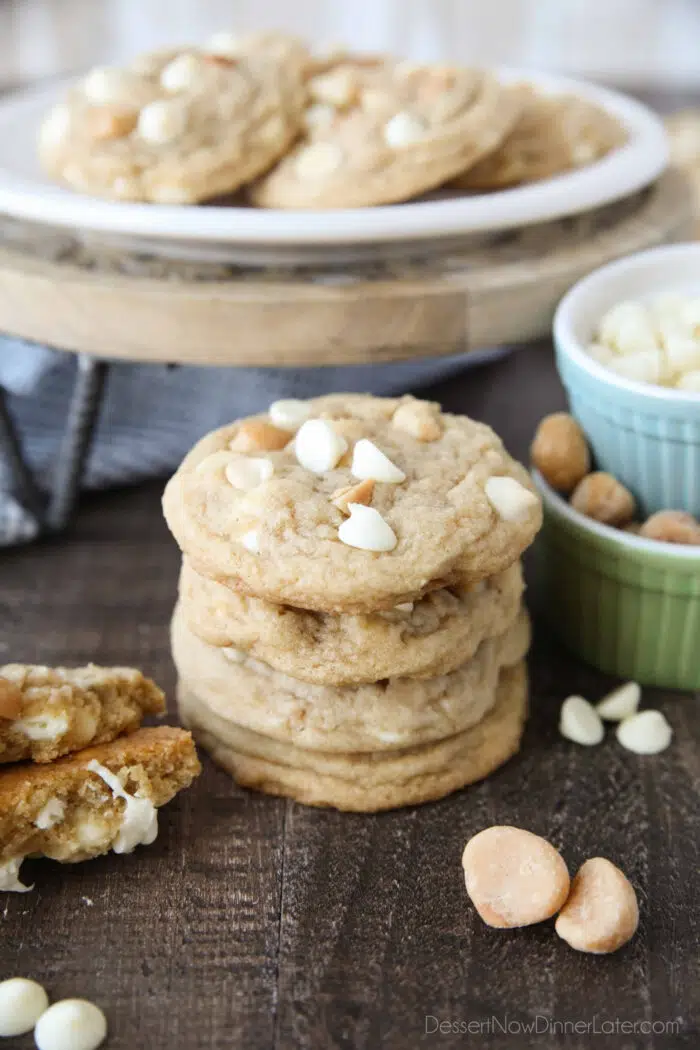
[{"x1": 162, "y1": 393, "x2": 541, "y2": 612}]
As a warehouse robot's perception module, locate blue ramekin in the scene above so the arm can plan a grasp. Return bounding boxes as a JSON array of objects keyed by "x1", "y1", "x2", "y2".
[{"x1": 553, "y1": 243, "x2": 700, "y2": 517}]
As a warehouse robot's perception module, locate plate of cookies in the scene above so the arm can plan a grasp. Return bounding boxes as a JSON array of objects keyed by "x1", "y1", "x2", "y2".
[{"x1": 0, "y1": 30, "x2": 668, "y2": 257}]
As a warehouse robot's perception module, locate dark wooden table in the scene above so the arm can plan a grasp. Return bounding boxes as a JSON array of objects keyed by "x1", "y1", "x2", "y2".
[{"x1": 1, "y1": 342, "x2": 698, "y2": 1049}]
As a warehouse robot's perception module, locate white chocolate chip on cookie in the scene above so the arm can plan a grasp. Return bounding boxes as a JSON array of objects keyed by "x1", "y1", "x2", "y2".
[
  {"x1": 485, "y1": 476, "x2": 539, "y2": 522},
  {"x1": 555, "y1": 857, "x2": 639, "y2": 954},
  {"x1": 295, "y1": 142, "x2": 344, "y2": 179},
  {"x1": 338, "y1": 504, "x2": 397, "y2": 552},
  {"x1": 616, "y1": 710, "x2": 672, "y2": 754},
  {"x1": 15, "y1": 713, "x2": 69, "y2": 742},
  {"x1": 160, "y1": 53, "x2": 203, "y2": 93},
  {"x1": 295, "y1": 419, "x2": 348, "y2": 473},
  {"x1": 225, "y1": 457, "x2": 273, "y2": 491},
  {"x1": 137, "y1": 99, "x2": 188, "y2": 144},
  {"x1": 384, "y1": 111, "x2": 427, "y2": 148},
  {"x1": 83, "y1": 66, "x2": 137, "y2": 104},
  {"x1": 462, "y1": 825, "x2": 570, "y2": 928},
  {"x1": 269, "y1": 399, "x2": 311, "y2": 431},
  {"x1": 559, "y1": 695, "x2": 604, "y2": 746},
  {"x1": 351, "y1": 439, "x2": 406, "y2": 484},
  {"x1": 240, "y1": 530, "x2": 261, "y2": 554},
  {"x1": 596, "y1": 682, "x2": 641, "y2": 721}
]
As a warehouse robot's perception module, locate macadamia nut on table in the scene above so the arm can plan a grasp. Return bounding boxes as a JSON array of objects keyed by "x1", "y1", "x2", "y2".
[{"x1": 461, "y1": 826, "x2": 570, "y2": 928}]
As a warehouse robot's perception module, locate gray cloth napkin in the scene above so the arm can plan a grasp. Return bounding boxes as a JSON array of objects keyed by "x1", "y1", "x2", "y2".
[{"x1": 0, "y1": 335, "x2": 505, "y2": 546}]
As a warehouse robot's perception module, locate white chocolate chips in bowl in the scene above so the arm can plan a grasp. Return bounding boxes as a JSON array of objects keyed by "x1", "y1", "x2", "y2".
[{"x1": 588, "y1": 293, "x2": 700, "y2": 390}]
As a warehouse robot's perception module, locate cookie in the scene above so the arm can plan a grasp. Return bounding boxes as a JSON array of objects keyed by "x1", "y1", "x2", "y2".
[
  {"x1": 249, "y1": 59, "x2": 522, "y2": 207},
  {"x1": 178, "y1": 661, "x2": 528, "y2": 812},
  {"x1": 171, "y1": 601, "x2": 529, "y2": 752},
  {"x1": 162, "y1": 394, "x2": 542, "y2": 613},
  {"x1": 0, "y1": 727, "x2": 200, "y2": 888},
  {"x1": 0, "y1": 664, "x2": 165, "y2": 765},
  {"x1": 179, "y1": 558, "x2": 524, "y2": 684},
  {"x1": 39, "y1": 40, "x2": 307, "y2": 203},
  {"x1": 453, "y1": 89, "x2": 626, "y2": 190}
]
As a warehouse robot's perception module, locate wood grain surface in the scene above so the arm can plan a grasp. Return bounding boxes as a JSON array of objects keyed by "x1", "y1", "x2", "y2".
[
  {"x1": 0, "y1": 172, "x2": 692, "y2": 367},
  {"x1": 1, "y1": 343, "x2": 698, "y2": 1049}
]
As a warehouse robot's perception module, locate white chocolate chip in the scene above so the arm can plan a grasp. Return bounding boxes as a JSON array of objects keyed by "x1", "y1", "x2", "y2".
[
  {"x1": 137, "y1": 99, "x2": 188, "y2": 144},
  {"x1": 559, "y1": 695, "x2": 605, "y2": 746},
  {"x1": 351, "y1": 439, "x2": 406, "y2": 484},
  {"x1": 160, "y1": 53, "x2": 202, "y2": 93},
  {"x1": 607, "y1": 350, "x2": 665, "y2": 384},
  {"x1": 82, "y1": 66, "x2": 136, "y2": 104},
  {"x1": 222, "y1": 647, "x2": 245, "y2": 664},
  {"x1": 34, "y1": 797, "x2": 66, "y2": 831},
  {"x1": 295, "y1": 142, "x2": 344, "y2": 179},
  {"x1": 269, "y1": 398, "x2": 311, "y2": 431},
  {"x1": 87, "y1": 761, "x2": 158, "y2": 854},
  {"x1": 596, "y1": 682, "x2": 641, "y2": 721},
  {"x1": 599, "y1": 301, "x2": 658, "y2": 355},
  {"x1": 338, "y1": 504, "x2": 397, "y2": 552},
  {"x1": 484, "y1": 476, "x2": 539, "y2": 522},
  {"x1": 241, "y1": 529, "x2": 261, "y2": 554},
  {"x1": 616, "y1": 710, "x2": 672, "y2": 754},
  {"x1": 34, "y1": 999, "x2": 107, "y2": 1050},
  {"x1": 303, "y1": 103, "x2": 337, "y2": 132},
  {"x1": 206, "y1": 31, "x2": 242, "y2": 57},
  {"x1": 15, "y1": 712, "x2": 69, "y2": 741},
  {"x1": 225, "y1": 457, "x2": 273, "y2": 491},
  {"x1": 0, "y1": 858, "x2": 32, "y2": 894},
  {"x1": 665, "y1": 335, "x2": 700, "y2": 374},
  {"x1": 395, "y1": 602, "x2": 414, "y2": 613},
  {"x1": 0, "y1": 978, "x2": 49, "y2": 1036},
  {"x1": 39, "y1": 105, "x2": 71, "y2": 149},
  {"x1": 676, "y1": 369, "x2": 700, "y2": 391},
  {"x1": 294, "y1": 419, "x2": 348, "y2": 473},
  {"x1": 383, "y1": 111, "x2": 427, "y2": 148}
]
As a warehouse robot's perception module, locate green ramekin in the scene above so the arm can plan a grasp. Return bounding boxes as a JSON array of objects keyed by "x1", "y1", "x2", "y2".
[{"x1": 533, "y1": 470, "x2": 700, "y2": 688}]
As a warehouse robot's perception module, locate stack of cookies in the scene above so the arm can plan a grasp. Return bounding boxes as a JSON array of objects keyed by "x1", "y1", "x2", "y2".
[
  {"x1": 164, "y1": 394, "x2": 542, "y2": 812},
  {"x1": 38, "y1": 31, "x2": 625, "y2": 207},
  {"x1": 0, "y1": 665, "x2": 200, "y2": 892}
]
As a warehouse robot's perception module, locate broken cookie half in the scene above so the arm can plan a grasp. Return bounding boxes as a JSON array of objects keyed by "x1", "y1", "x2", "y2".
[
  {"x1": 0, "y1": 726, "x2": 201, "y2": 891},
  {"x1": 0, "y1": 665, "x2": 166, "y2": 764}
]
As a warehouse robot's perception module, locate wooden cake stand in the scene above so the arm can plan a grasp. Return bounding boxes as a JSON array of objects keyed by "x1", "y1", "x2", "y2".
[{"x1": 0, "y1": 169, "x2": 693, "y2": 536}]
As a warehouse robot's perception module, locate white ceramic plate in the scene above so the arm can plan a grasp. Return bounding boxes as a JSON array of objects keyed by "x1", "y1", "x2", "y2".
[{"x1": 0, "y1": 68, "x2": 667, "y2": 253}]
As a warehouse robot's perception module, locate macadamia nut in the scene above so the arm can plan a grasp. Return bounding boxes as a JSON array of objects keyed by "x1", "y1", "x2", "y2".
[
  {"x1": 462, "y1": 826, "x2": 570, "y2": 928},
  {"x1": 555, "y1": 857, "x2": 639, "y2": 954},
  {"x1": 530, "y1": 413, "x2": 590, "y2": 493},
  {"x1": 570, "y1": 472, "x2": 636, "y2": 526},
  {"x1": 639, "y1": 510, "x2": 700, "y2": 545}
]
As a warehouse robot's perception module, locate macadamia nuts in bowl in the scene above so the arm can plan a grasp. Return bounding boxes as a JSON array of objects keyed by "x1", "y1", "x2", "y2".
[
  {"x1": 553, "y1": 243, "x2": 700, "y2": 517},
  {"x1": 533, "y1": 469, "x2": 700, "y2": 689}
]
